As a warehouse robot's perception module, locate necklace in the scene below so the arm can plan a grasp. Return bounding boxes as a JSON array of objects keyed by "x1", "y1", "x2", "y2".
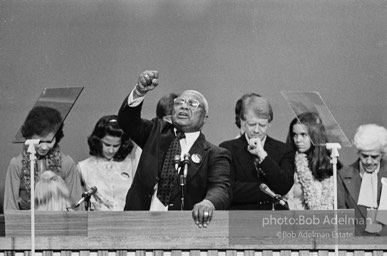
[
  {"x1": 21, "y1": 145, "x2": 62, "y2": 194},
  {"x1": 295, "y1": 152, "x2": 334, "y2": 210}
]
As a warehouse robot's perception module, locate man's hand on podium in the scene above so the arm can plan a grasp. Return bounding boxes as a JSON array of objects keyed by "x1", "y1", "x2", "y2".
[{"x1": 192, "y1": 199, "x2": 215, "y2": 228}]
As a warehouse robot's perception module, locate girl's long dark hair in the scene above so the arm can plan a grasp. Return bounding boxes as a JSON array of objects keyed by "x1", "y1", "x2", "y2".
[
  {"x1": 286, "y1": 112, "x2": 339, "y2": 181},
  {"x1": 87, "y1": 115, "x2": 133, "y2": 161}
]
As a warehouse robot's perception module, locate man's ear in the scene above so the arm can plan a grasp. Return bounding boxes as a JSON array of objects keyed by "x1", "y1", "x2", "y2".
[
  {"x1": 240, "y1": 119, "x2": 246, "y2": 128},
  {"x1": 162, "y1": 115, "x2": 172, "y2": 123},
  {"x1": 199, "y1": 115, "x2": 208, "y2": 131}
]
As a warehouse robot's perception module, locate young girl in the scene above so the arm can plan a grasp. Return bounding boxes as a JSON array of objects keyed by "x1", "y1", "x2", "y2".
[
  {"x1": 35, "y1": 170, "x2": 72, "y2": 211},
  {"x1": 77, "y1": 115, "x2": 141, "y2": 211},
  {"x1": 285, "y1": 112, "x2": 339, "y2": 210}
]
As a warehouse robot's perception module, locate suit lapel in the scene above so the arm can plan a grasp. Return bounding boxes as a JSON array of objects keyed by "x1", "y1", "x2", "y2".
[
  {"x1": 263, "y1": 136, "x2": 281, "y2": 161},
  {"x1": 342, "y1": 162, "x2": 362, "y2": 206},
  {"x1": 168, "y1": 133, "x2": 207, "y2": 205},
  {"x1": 342, "y1": 161, "x2": 366, "y2": 219},
  {"x1": 377, "y1": 160, "x2": 387, "y2": 202},
  {"x1": 234, "y1": 135, "x2": 257, "y2": 177},
  {"x1": 186, "y1": 133, "x2": 207, "y2": 182}
]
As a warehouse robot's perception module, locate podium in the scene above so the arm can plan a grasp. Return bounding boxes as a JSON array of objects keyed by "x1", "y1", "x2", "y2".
[{"x1": 1, "y1": 211, "x2": 387, "y2": 254}]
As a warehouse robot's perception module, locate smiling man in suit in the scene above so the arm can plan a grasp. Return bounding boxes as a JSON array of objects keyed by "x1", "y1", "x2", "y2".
[
  {"x1": 118, "y1": 70, "x2": 231, "y2": 228},
  {"x1": 219, "y1": 93, "x2": 294, "y2": 210}
]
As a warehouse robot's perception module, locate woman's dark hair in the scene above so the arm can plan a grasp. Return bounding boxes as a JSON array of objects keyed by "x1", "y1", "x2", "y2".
[
  {"x1": 21, "y1": 106, "x2": 64, "y2": 145},
  {"x1": 87, "y1": 115, "x2": 133, "y2": 161},
  {"x1": 286, "y1": 112, "x2": 338, "y2": 181}
]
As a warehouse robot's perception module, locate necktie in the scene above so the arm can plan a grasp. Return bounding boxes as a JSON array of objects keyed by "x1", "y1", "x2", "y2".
[
  {"x1": 358, "y1": 170, "x2": 378, "y2": 208},
  {"x1": 157, "y1": 131, "x2": 185, "y2": 206},
  {"x1": 253, "y1": 157, "x2": 261, "y2": 179}
]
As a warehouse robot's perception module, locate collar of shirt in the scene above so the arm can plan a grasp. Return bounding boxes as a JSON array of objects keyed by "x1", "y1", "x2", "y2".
[{"x1": 175, "y1": 129, "x2": 200, "y2": 156}]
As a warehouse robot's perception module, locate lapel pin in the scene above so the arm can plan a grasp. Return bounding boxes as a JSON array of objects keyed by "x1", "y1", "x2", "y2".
[{"x1": 191, "y1": 154, "x2": 202, "y2": 164}]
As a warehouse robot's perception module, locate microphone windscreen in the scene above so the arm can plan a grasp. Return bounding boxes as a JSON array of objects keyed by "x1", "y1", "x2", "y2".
[
  {"x1": 183, "y1": 153, "x2": 191, "y2": 165},
  {"x1": 89, "y1": 186, "x2": 97, "y2": 194},
  {"x1": 259, "y1": 183, "x2": 268, "y2": 192}
]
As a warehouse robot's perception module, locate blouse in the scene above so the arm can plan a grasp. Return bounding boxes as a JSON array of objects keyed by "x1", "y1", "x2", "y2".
[
  {"x1": 3, "y1": 151, "x2": 83, "y2": 211},
  {"x1": 78, "y1": 145, "x2": 141, "y2": 211}
]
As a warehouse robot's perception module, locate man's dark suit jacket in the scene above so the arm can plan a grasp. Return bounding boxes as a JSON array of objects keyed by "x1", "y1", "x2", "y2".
[
  {"x1": 338, "y1": 159, "x2": 387, "y2": 235},
  {"x1": 219, "y1": 135, "x2": 294, "y2": 210},
  {"x1": 118, "y1": 98, "x2": 232, "y2": 211}
]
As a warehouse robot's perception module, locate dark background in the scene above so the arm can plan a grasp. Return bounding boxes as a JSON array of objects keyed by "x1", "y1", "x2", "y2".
[{"x1": 1, "y1": 0, "x2": 386, "y2": 213}]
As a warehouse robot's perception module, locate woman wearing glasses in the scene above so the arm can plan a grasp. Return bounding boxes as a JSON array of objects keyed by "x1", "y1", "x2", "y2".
[
  {"x1": 338, "y1": 123, "x2": 387, "y2": 235},
  {"x1": 3, "y1": 106, "x2": 83, "y2": 210},
  {"x1": 77, "y1": 115, "x2": 141, "y2": 211}
]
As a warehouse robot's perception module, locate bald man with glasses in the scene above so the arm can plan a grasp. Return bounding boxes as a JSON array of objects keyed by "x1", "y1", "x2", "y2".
[{"x1": 118, "y1": 70, "x2": 231, "y2": 228}]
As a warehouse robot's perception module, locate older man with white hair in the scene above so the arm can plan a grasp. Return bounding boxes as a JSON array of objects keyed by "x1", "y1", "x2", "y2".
[
  {"x1": 338, "y1": 123, "x2": 387, "y2": 235},
  {"x1": 118, "y1": 70, "x2": 231, "y2": 228}
]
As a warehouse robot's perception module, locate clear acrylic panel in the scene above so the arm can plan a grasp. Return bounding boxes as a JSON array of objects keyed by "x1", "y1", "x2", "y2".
[
  {"x1": 281, "y1": 91, "x2": 351, "y2": 147},
  {"x1": 13, "y1": 87, "x2": 84, "y2": 143}
]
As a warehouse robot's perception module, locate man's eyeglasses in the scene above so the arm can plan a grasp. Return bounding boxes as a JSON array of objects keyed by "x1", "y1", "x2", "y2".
[{"x1": 174, "y1": 98, "x2": 202, "y2": 110}]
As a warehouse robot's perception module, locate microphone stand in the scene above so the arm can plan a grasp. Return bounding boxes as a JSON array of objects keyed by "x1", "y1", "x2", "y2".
[
  {"x1": 180, "y1": 153, "x2": 191, "y2": 211},
  {"x1": 25, "y1": 139, "x2": 40, "y2": 256},
  {"x1": 73, "y1": 191, "x2": 93, "y2": 211},
  {"x1": 180, "y1": 154, "x2": 191, "y2": 210},
  {"x1": 179, "y1": 166, "x2": 185, "y2": 210},
  {"x1": 326, "y1": 142, "x2": 342, "y2": 256},
  {"x1": 273, "y1": 195, "x2": 289, "y2": 210},
  {"x1": 84, "y1": 193, "x2": 92, "y2": 211}
]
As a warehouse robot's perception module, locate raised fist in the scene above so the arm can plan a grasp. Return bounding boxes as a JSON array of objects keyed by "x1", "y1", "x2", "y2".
[{"x1": 135, "y1": 70, "x2": 159, "y2": 95}]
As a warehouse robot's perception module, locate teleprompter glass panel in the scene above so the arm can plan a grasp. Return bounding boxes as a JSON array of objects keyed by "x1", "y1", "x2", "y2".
[
  {"x1": 281, "y1": 91, "x2": 351, "y2": 147},
  {"x1": 13, "y1": 87, "x2": 83, "y2": 143}
]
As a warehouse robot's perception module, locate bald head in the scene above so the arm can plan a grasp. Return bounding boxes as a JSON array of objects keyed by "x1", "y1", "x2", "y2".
[{"x1": 181, "y1": 90, "x2": 209, "y2": 115}]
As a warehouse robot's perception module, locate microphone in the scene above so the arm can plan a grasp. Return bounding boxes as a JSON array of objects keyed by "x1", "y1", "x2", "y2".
[
  {"x1": 259, "y1": 183, "x2": 288, "y2": 209},
  {"x1": 182, "y1": 153, "x2": 191, "y2": 179},
  {"x1": 173, "y1": 155, "x2": 181, "y2": 171},
  {"x1": 179, "y1": 154, "x2": 190, "y2": 210},
  {"x1": 75, "y1": 186, "x2": 97, "y2": 207}
]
